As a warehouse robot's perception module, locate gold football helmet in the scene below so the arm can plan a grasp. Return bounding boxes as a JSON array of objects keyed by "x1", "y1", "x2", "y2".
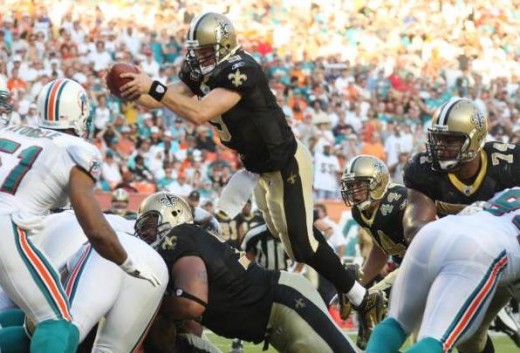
[
  {"x1": 110, "y1": 188, "x2": 129, "y2": 216},
  {"x1": 185, "y1": 12, "x2": 239, "y2": 75},
  {"x1": 427, "y1": 97, "x2": 487, "y2": 171},
  {"x1": 135, "y1": 192, "x2": 194, "y2": 248},
  {"x1": 341, "y1": 155, "x2": 389, "y2": 211}
]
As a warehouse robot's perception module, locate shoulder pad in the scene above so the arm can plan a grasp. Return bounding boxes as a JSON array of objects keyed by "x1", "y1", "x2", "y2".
[
  {"x1": 66, "y1": 141, "x2": 102, "y2": 181},
  {"x1": 385, "y1": 184, "x2": 408, "y2": 210},
  {"x1": 403, "y1": 152, "x2": 432, "y2": 190},
  {"x1": 213, "y1": 59, "x2": 258, "y2": 92}
]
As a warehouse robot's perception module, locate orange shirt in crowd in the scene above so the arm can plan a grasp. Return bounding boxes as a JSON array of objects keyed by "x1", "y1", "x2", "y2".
[
  {"x1": 360, "y1": 142, "x2": 387, "y2": 162},
  {"x1": 7, "y1": 77, "x2": 26, "y2": 92},
  {"x1": 287, "y1": 96, "x2": 308, "y2": 121}
]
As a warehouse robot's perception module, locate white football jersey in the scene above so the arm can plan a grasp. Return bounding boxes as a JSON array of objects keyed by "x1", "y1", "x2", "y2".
[{"x1": 0, "y1": 125, "x2": 102, "y2": 217}]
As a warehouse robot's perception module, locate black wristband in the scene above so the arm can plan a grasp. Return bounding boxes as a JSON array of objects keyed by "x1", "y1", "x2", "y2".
[{"x1": 148, "y1": 80, "x2": 167, "y2": 102}]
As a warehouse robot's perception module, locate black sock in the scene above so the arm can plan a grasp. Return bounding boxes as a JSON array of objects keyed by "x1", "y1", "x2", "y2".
[{"x1": 306, "y1": 242, "x2": 355, "y2": 293}]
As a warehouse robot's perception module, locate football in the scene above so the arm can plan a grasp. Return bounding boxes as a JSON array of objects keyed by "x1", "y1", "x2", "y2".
[{"x1": 105, "y1": 63, "x2": 139, "y2": 99}]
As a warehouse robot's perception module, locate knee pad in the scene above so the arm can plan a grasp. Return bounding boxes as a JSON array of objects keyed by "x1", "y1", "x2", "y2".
[
  {"x1": 31, "y1": 319, "x2": 79, "y2": 353},
  {"x1": 405, "y1": 337, "x2": 443, "y2": 353}
]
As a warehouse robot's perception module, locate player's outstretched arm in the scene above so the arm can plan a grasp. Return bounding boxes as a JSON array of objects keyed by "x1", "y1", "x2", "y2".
[
  {"x1": 162, "y1": 256, "x2": 208, "y2": 321},
  {"x1": 402, "y1": 188, "x2": 437, "y2": 244},
  {"x1": 361, "y1": 243, "x2": 389, "y2": 286},
  {"x1": 69, "y1": 166, "x2": 127, "y2": 264},
  {"x1": 134, "y1": 81, "x2": 195, "y2": 110},
  {"x1": 69, "y1": 167, "x2": 161, "y2": 286},
  {"x1": 119, "y1": 71, "x2": 241, "y2": 125}
]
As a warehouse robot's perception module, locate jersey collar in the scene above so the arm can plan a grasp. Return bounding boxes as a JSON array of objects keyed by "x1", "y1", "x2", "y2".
[{"x1": 447, "y1": 150, "x2": 487, "y2": 196}]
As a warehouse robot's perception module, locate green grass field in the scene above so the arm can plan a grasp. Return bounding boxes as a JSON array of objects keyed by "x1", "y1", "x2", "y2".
[{"x1": 205, "y1": 331, "x2": 518, "y2": 352}]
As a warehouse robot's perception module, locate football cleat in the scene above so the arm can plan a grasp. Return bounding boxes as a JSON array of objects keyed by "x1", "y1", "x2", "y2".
[
  {"x1": 230, "y1": 338, "x2": 244, "y2": 353},
  {"x1": 329, "y1": 263, "x2": 364, "y2": 320},
  {"x1": 354, "y1": 289, "x2": 387, "y2": 350},
  {"x1": 491, "y1": 307, "x2": 520, "y2": 347}
]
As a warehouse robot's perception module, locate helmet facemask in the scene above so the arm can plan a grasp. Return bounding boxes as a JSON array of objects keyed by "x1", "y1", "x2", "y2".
[
  {"x1": 186, "y1": 45, "x2": 218, "y2": 76},
  {"x1": 135, "y1": 210, "x2": 171, "y2": 249},
  {"x1": 341, "y1": 177, "x2": 373, "y2": 211},
  {"x1": 427, "y1": 129, "x2": 472, "y2": 172}
]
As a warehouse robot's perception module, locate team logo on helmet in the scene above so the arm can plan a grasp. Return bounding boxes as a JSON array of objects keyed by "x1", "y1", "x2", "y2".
[
  {"x1": 160, "y1": 193, "x2": 178, "y2": 207},
  {"x1": 470, "y1": 111, "x2": 485, "y2": 131},
  {"x1": 215, "y1": 19, "x2": 231, "y2": 41}
]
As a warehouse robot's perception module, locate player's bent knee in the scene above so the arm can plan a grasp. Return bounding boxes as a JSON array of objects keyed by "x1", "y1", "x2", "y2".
[{"x1": 31, "y1": 319, "x2": 79, "y2": 353}]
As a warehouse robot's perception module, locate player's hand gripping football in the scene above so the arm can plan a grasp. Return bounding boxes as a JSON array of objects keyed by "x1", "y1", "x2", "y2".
[
  {"x1": 119, "y1": 69, "x2": 154, "y2": 101},
  {"x1": 120, "y1": 255, "x2": 162, "y2": 287}
]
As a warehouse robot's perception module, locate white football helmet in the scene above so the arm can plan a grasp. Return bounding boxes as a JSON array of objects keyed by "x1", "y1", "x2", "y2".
[{"x1": 37, "y1": 79, "x2": 90, "y2": 137}]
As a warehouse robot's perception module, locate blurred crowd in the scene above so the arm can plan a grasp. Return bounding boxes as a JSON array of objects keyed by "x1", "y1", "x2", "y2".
[{"x1": 2, "y1": 0, "x2": 520, "y2": 206}]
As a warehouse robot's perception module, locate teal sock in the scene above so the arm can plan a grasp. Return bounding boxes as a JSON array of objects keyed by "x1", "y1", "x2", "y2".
[
  {"x1": 405, "y1": 337, "x2": 443, "y2": 353},
  {"x1": 0, "y1": 309, "x2": 25, "y2": 328},
  {"x1": 0, "y1": 326, "x2": 31, "y2": 353},
  {"x1": 366, "y1": 317, "x2": 408, "y2": 353},
  {"x1": 30, "y1": 319, "x2": 79, "y2": 353}
]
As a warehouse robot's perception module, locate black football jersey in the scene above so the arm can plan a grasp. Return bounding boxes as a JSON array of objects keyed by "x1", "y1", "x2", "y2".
[
  {"x1": 235, "y1": 211, "x2": 265, "y2": 244},
  {"x1": 352, "y1": 184, "x2": 408, "y2": 261},
  {"x1": 158, "y1": 223, "x2": 278, "y2": 343},
  {"x1": 214, "y1": 211, "x2": 240, "y2": 247},
  {"x1": 404, "y1": 142, "x2": 520, "y2": 216},
  {"x1": 180, "y1": 50, "x2": 297, "y2": 173}
]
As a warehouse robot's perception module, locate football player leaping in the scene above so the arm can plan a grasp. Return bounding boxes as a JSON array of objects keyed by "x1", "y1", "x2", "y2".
[{"x1": 120, "y1": 11, "x2": 384, "y2": 334}]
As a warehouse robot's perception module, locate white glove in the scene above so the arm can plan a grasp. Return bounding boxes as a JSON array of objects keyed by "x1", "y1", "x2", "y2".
[{"x1": 120, "y1": 255, "x2": 161, "y2": 287}]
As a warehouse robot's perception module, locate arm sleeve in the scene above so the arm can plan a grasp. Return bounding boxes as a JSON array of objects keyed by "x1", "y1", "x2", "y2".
[{"x1": 66, "y1": 143, "x2": 103, "y2": 181}]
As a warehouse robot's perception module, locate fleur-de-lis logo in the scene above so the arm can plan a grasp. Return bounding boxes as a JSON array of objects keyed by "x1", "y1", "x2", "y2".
[
  {"x1": 215, "y1": 20, "x2": 231, "y2": 41},
  {"x1": 160, "y1": 194, "x2": 177, "y2": 207},
  {"x1": 470, "y1": 111, "x2": 485, "y2": 131},
  {"x1": 287, "y1": 173, "x2": 298, "y2": 184},
  {"x1": 228, "y1": 69, "x2": 247, "y2": 87},
  {"x1": 294, "y1": 298, "x2": 306, "y2": 309},
  {"x1": 161, "y1": 235, "x2": 177, "y2": 251}
]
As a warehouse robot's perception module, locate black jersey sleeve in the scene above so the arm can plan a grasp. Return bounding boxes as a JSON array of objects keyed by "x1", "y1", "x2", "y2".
[
  {"x1": 212, "y1": 60, "x2": 259, "y2": 95},
  {"x1": 485, "y1": 141, "x2": 520, "y2": 186},
  {"x1": 402, "y1": 152, "x2": 435, "y2": 194}
]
